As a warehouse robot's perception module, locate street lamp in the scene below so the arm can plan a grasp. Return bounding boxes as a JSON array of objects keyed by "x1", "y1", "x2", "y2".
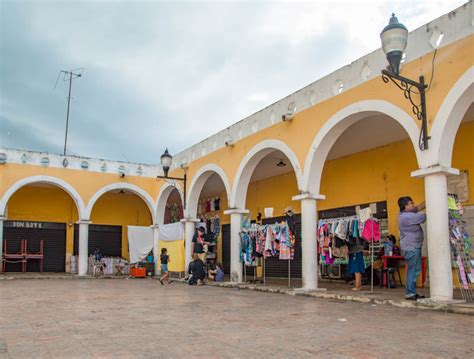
[
  {"x1": 380, "y1": 14, "x2": 430, "y2": 150},
  {"x1": 157, "y1": 148, "x2": 187, "y2": 209}
]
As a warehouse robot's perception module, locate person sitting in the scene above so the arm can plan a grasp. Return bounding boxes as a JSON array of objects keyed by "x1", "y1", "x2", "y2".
[
  {"x1": 208, "y1": 262, "x2": 224, "y2": 282},
  {"x1": 188, "y1": 253, "x2": 206, "y2": 286},
  {"x1": 92, "y1": 248, "x2": 105, "y2": 276}
]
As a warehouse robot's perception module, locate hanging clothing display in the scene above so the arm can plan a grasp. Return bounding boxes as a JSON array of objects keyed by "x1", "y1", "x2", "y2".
[
  {"x1": 164, "y1": 203, "x2": 183, "y2": 224},
  {"x1": 318, "y1": 216, "x2": 359, "y2": 265},
  {"x1": 198, "y1": 197, "x2": 221, "y2": 216},
  {"x1": 448, "y1": 197, "x2": 473, "y2": 301},
  {"x1": 317, "y1": 215, "x2": 380, "y2": 265},
  {"x1": 362, "y1": 219, "x2": 381, "y2": 242},
  {"x1": 239, "y1": 222, "x2": 294, "y2": 267},
  {"x1": 199, "y1": 214, "x2": 221, "y2": 244}
]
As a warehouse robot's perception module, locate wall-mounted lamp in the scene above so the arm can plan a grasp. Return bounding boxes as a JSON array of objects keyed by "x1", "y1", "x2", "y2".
[
  {"x1": 380, "y1": 13, "x2": 430, "y2": 150},
  {"x1": 158, "y1": 148, "x2": 187, "y2": 209},
  {"x1": 282, "y1": 101, "x2": 297, "y2": 122},
  {"x1": 276, "y1": 159, "x2": 287, "y2": 167},
  {"x1": 224, "y1": 134, "x2": 235, "y2": 147}
]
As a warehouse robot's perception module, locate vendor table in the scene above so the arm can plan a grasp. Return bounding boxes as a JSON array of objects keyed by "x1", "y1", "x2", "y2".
[{"x1": 382, "y1": 255, "x2": 427, "y2": 288}]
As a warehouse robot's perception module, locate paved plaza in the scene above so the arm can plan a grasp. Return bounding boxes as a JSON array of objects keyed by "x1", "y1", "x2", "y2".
[{"x1": 1, "y1": 279, "x2": 473, "y2": 358}]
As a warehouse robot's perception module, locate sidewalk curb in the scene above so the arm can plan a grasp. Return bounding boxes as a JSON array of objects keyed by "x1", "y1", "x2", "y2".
[{"x1": 213, "y1": 282, "x2": 474, "y2": 316}]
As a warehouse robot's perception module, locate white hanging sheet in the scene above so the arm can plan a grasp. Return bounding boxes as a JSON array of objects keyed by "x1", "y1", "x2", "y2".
[
  {"x1": 128, "y1": 226, "x2": 153, "y2": 264},
  {"x1": 158, "y1": 222, "x2": 184, "y2": 241}
]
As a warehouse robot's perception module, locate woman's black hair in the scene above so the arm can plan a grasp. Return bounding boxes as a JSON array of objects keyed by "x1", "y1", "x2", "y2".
[
  {"x1": 161, "y1": 248, "x2": 167, "y2": 254},
  {"x1": 398, "y1": 196, "x2": 413, "y2": 212},
  {"x1": 387, "y1": 234, "x2": 397, "y2": 245}
]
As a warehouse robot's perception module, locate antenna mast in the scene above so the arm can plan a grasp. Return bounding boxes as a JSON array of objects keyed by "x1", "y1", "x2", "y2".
[{"x1": 55, "y1": 68, "x2": 83, "y2": 155}]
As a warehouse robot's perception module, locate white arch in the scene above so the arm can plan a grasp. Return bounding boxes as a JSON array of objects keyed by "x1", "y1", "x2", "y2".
[
  {"x1": 302, "y1": 100, "x2": 422, "y2": 194},
  {"x1": 186, "y1": 164, "x2": 231, "y2": 218},
  {"x1": 230, "y1": 139, "x2": 303, "y2": 209},
  {"x1": 428, "y1": 67, "x2": 474, "y2": 168},
  {"x1": 85, "y1": 183, "x2": 156, "y2": 223},
  {"x1": 0, "y1": 175, "x2": 87, "y2": 220},
  {"x1": 156, "y1": 182, "x2": 184, "y2": 225}
]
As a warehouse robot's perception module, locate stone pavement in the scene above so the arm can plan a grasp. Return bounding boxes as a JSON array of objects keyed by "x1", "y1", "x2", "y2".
[{"x1": 1, "y1": 279, "x2": 473, "y2": 358}]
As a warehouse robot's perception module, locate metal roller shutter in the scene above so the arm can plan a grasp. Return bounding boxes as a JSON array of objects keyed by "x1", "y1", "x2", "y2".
[
  {"x1": 221, "y1": 224, "x2": 231, "y2": 274},
  {"x1": 3, "y1": 221, "x2": 66, "y2": 272},
  {"x1": 259, "y1": 215, "x2": 302, "y2": 279},
  {"x1": 73, "y1": 224, "x2": 122, "y2": 257}
]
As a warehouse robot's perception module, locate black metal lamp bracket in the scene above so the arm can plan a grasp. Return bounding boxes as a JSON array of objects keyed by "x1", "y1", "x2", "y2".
[
  {"x1": 381, "y1": 69, "x2": 430, "y2": 150},
  {"x1": 157, "y1": 174, "x2": 187, "y2": 209}
]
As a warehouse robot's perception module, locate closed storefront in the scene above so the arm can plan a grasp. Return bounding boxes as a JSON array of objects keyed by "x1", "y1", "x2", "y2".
[
  {"x1": 73, "y1": 224, "x2": 122, "y2": 257},
  {"x1": 3, "y1": 221, "x2": 66, "y2": 272}
]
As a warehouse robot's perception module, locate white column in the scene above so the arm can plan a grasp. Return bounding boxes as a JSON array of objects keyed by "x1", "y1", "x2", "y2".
[
  {"x1": 412, "y1": 166, "x2": 459, "y2": 301},
  {"x1": 181, "y1": 218, "x2": 200, "y2": 274},
  {"x1": 0, "y1": 216, "x2": 5, "y2": 273},
  {"x1": 293, "y1": 193, "x2": 325, "y2": 290},
  {"x1": 78, "y1": 220, "x2": 91, "y2": 276},
  {"x1": 151, "y1": 224, "x2": 160, "y2": 275},
  {"x1": 224, "y1": 209, "x2": 249, "y2": 283}
]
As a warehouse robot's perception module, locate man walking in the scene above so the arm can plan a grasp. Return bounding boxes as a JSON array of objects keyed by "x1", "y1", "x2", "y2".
[{"x1": 398, "y1": 196, "x2": 426, "y2": 300}]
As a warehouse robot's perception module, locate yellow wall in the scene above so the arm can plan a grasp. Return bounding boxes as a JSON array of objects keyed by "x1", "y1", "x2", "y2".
[
  {"x1": 6, "y1": 186, "x2": 79, "y2": 260},
  {"x1": 90, "y1": 193, "x2": 153, "y2": 259},
  {"x1": 246, "y1": 172, "x2": 300, "y2": 219},
  {"x1": 452, "y1": 120, "x2": 474, "y2": 205},
  {"x1": 158, "y1": 241, "x2": 185, "y2": 272}
]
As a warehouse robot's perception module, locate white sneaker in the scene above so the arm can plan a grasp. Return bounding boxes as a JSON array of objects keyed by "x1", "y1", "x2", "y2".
[{"x1": 197, "y1": 279, "x2": 203, "y2": 286}]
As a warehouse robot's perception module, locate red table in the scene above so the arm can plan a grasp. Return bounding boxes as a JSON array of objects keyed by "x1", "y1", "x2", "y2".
[{"x1": 382, "y1": 255, "x2": 427, "y2": 288}]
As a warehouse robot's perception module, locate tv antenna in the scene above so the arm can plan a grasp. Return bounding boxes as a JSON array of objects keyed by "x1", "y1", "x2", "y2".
[{"x1": 54, "y1": 68, "x2": 84, "y2": 155}]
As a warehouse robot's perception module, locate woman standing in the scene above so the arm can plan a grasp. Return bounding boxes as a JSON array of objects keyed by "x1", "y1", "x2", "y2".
[{"x1": 348, "y1": 237, "x2": 365, "y2": 291}]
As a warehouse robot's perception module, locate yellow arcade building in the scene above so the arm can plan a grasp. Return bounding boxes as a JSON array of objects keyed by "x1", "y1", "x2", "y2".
[{"x1": 0, "y1": 3, "x2": 473, "y2": 302}]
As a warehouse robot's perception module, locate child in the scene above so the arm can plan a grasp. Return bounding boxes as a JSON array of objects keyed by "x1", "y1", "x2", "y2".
[
  {"x1": 159, "y1": 248, "x2": 171, "y2": 285},
  {"x1": 208, "y1": 262, "x2": 224, "y2": 282}
]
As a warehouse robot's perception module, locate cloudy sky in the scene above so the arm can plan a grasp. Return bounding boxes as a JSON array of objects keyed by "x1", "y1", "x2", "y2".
[{"x1": 0, "y1": 0, "x2": 466, "y2": 164}]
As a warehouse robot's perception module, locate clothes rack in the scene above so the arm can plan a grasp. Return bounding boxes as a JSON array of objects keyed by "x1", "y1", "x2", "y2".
[{"x1": 239, "y1": 221, "x2": 294, "y2": 287}]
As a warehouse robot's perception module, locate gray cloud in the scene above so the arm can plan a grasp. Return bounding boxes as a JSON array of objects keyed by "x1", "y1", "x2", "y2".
[{"x1": 0, "y1": 0, "x2": 466, "y2": 163}]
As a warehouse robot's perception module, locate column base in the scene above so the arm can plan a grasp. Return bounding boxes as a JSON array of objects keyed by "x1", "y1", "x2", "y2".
[
  {"x1": 417, "y1": 298, "x2": 465, "y2": 305},
  {"x1": 294, "y1": 287, "x2": 327, "y2": 292}
]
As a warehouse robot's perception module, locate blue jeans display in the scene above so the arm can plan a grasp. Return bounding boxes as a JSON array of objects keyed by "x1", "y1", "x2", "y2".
[{"x1": 405, "y1": 248, "x2": 422, "y2": 298}]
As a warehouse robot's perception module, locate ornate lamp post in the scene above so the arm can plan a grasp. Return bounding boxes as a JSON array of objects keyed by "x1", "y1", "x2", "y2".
[
  {"x1": 157, "y1": 148, "x2": 187, "y2": 209},
  {"x1": 380, "y1": 14, "x2": 430, "y2": 150}
]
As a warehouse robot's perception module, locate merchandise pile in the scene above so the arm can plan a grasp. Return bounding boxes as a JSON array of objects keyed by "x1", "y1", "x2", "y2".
[{"x1": 448, "y1": 196, "x2": 473, "y2": 302}]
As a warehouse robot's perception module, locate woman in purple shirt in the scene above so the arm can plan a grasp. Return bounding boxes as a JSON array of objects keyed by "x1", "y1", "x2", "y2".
[{"x1": 398, "y1": 196, "x2": 426, "y2": 300}]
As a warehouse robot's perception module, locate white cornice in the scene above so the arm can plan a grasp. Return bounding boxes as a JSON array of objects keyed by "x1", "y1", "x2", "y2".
[{"x1": 0, "y1": 148, "x2": 163, "y2": 178}]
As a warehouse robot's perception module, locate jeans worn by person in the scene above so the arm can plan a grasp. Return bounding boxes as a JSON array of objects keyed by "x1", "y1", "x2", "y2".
[
  {"x1": 404, "y1": 248, "x2": 422, "y2": 298},
  {"x1": 399, "y1": 206, "x2": 426, "y2": 299}
]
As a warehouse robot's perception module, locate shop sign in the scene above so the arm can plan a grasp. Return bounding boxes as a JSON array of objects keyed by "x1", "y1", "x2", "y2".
[
  {"x1": 4, "y1": 221, "x2": 66, "y2": 230},
  {"x1": 12, "y1": 221, "x2": 43, "y2": 228}
]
